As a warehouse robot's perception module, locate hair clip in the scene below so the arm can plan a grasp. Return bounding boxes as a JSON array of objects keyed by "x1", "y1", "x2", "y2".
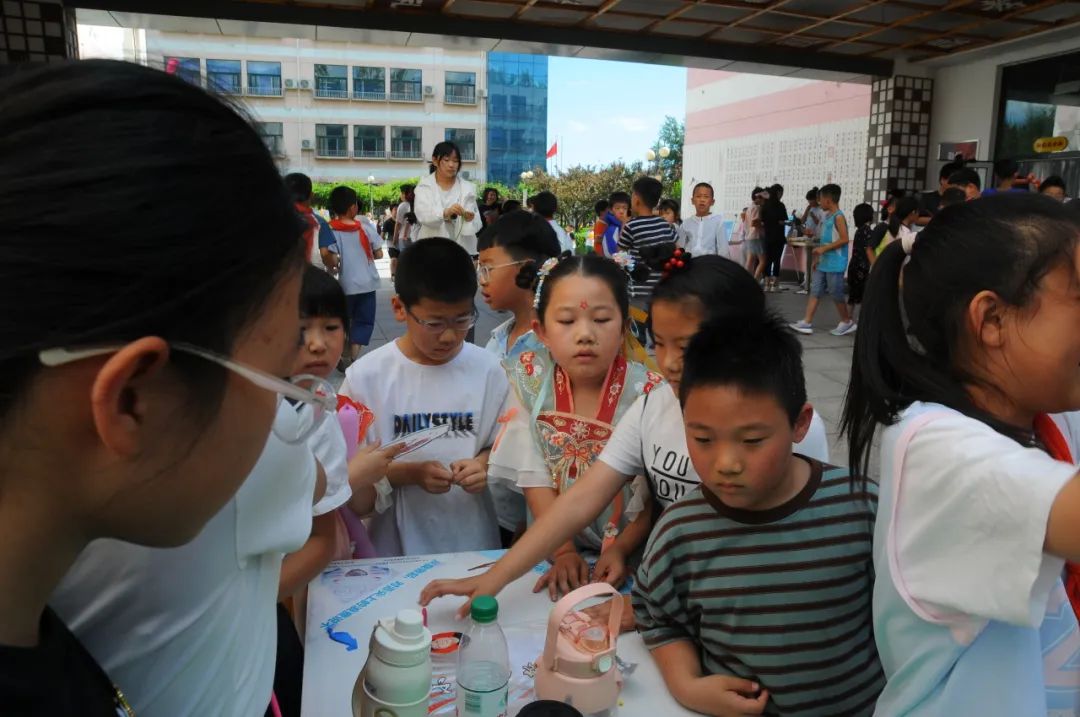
[
  {"x1": 533, "y1": 256, "x2": 562, "y2": 309},
  {"x1": 661, "y1": 247, "x2": 691, "y2": 278}
]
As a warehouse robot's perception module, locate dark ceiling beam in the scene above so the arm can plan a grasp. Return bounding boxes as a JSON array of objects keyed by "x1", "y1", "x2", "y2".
[
  {"x1": 820, "y1": 0, "x2": 975, "y2": 51},
  {"x1": 766, "y1": 0, "x2": 889, "y2": 44}
]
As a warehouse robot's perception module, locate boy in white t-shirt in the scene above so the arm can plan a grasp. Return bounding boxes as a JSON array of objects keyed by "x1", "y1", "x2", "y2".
[
  {"x1": 340, "y1": 238, "x2": 509, "y2": 556},
  {"x1": 681, "y1": 182, "x2": 728, "y2": 257}
]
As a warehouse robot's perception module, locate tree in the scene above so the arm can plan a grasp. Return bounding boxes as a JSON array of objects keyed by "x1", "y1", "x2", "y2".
[
  {"x1": 651, "y1": 115, "x2": 685, "y2": 192},
  {"x1": 522, "y1": 161, "x2": 646, "y2": 228}
]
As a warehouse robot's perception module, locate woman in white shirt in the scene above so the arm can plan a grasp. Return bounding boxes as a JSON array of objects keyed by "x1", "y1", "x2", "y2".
[{"x1": 413, "y1": 141, "x2": 482, "y2": 256}]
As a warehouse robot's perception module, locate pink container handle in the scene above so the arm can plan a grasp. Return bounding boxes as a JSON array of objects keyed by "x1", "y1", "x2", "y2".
[
  {"x1": 338, "y1": 405, "x2": 360, "y2": 461},
  {"x1": 541, "y1": 582, "x2": 623, "y2": 670}
]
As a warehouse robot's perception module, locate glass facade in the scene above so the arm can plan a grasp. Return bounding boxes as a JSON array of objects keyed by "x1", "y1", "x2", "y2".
[
  {"x1": 206, "y1": 59, "x2": 241, "y2": 94},
  {"x1": 315, "y1": 64, "x2": 349, "y2": 98},
  {"x1": 486, "y1": 53, "x2": 548, "y2": 187}
]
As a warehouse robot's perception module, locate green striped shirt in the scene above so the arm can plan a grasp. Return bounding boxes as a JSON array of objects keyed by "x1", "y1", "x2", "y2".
[{"x1": 633, "y1": 458, "x2": 883, "y2": 716}]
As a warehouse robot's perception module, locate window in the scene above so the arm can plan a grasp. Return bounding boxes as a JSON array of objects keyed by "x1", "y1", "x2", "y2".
[
  {"x1": 165, "y1": 57, "x2": 200, "y2": 85},
  {"x1": 316, "y1": 124, "x2": 348, "y2": 158},
  {"x1": 445, "y1": 129, "x2": 476, "y2": 161},
  {"x1": 391, "y1": 126, "x2": 422, "y2": 159},
  {"x1": 206, "y1": 59, "x2": 241, "y2": 94},
  {"x1": 490, "y1": 94, "x2": 507, "y2": 116},
  {"x1": 314, "y1": 64, "x2": 348, "y2": 99},
  {"x1": 354, "y1": 126, "x2": 385, "y2": 158},
  {"x1": 510, "y1": 95, "x2": 527, "y2": 116},
  {"x1": 489, "y1": 127, "x2": 507, "y2": 151},
  {"x1": 257, "y1": 122, "x2": 284, "y2": 156},
  {"x1": 247, "y1": 61, "x2": 282, "y2": 96},
  {"x1": 444, "y1": 71, "x2": 476, "y2": 105},
  {"x1": 353, "y1": 66, "x2": 385, "y2": 100},
  {"x1": 389, "y1": 69, "x2": 422, "y2": 102}
]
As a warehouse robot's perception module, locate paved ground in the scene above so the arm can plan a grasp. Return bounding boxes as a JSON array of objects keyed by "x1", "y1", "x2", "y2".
[{"x1": 353, "y1": 258, "x2": 857, "y2": 466}]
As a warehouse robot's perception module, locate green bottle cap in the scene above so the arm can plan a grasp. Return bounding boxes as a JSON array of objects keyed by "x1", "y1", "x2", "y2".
[{"x1": 471, "y1": 595, "x2": 499, "y2": 623}]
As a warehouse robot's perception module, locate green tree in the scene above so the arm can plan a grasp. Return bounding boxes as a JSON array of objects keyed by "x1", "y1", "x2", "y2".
[{"x1": 651, "y1": 115, "x2": 685, "y2": 191}]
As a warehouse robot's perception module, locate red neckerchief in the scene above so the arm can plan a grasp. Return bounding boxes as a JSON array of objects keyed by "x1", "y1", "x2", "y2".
[
  {"x1": 295, "y1": 203, "x2": 317, "y2": 261},
  {"x1": 329, "y1": 218, "x2": 374, "y2": 262},
  {"x1": 1033, "y1": 413, "x2": 1080, "y2": 618}
]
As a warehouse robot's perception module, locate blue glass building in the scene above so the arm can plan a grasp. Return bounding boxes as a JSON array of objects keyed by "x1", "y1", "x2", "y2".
[{"x1": 486, "y1": 53, "x2": 548, "y2": 188}]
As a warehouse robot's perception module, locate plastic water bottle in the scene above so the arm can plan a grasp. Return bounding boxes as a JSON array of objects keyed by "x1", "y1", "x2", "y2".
[{"x1": 456, "y1": 595, "x2": 511, "y2": 716}]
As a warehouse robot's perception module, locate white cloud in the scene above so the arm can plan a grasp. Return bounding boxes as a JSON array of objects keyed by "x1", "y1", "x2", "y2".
[
  {"x1": 608, "y1": 116, "x2": 650, "y2": 133},
  {"x1": 567, "y1": 119, "x2": 588, "y2": 133}
]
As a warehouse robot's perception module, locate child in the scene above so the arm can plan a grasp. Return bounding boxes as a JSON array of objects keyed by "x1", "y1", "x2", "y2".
[
  {"x1": 874, "y1": 195, "x2": 920, "y2": 257},
  {"x1": 391, "y1": 183, "x2": 416, "y2": 280},
  {"x1": 591, "y1": 199, "x2": 609, "y2": 255},
  {"x1": 1039, "y1": 174, "x2": 1068, "y2": 202},
  {"x1": 800, "y1": 186, "x2": 823, "y2": 236},
  {"x1": 761, "y1": 183, "x2": 789, "y2": 293},
  {"x1": 840, "y1": 194, "x2": 1080, "y2": 714},
  {"x1": 532, "y1": 190, "x2": 574, "y2": 253},
  {"x1": 680, "y1": 183, "x2": 728, "y2": 258},
  {"x1": 325, "y1": 186, "x2": 384, "y2": 362},
  {"x1": 285, "y1": 171, "x2": 334, "y2": 270},
  {"x1": 728, "y1": 206, "x2": 747, "y2": 266},
  {"x1": 340, "y1": 238, "x2": 509, "y2": 556},
  {"x1": 790, "y1": 183, "x2": 856, "y2": 336},
  {"x1": 419, "y1": 252, "x2": 832, "y2": 617},
  {"x1": 938, "y1": 186, "x2": 967, "y2": 210},
  {"x1": 619, "y1": 177, "x2": 678, "y2": 344},
  {"x1": 745, "y1": 187, "x2": 766, "y2": 279},
  {"x1": 658, "y1": 198, "x2": 690, "y2": 249},
  {"x1": 847, "y1": 202, "x2": 875, "y2": 313},
  {"x1": 476, "y1": 210, "x2": 561, "y2": 546},
  {"x1": 948, "y1": 167, "x2": 982, "y2": 200},
  {"x1": 634, "y1": 315, "x2": 883, "y2": 716},
  {"x1": 596, "y1": 191, "x2": 631, "y2": 258},
  {"x1": 489, "y1": 253, "x2": 663, "y2": 596}
]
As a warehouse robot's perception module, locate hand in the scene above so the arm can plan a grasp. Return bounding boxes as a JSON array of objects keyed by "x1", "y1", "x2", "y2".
[
  {"x1": 812, "y1": 246, "x2": 826, "y2": 256},
  {"x1": 592, "y1": 547, "x2": 627, "y2": 589},
  {"x1": 463, "y1": 211, "x2": 475, "y2": 222},
  {"x1": 581, "y1": 594, "x2": 636, "y2": 634},
  {"x1": 698, "y1": 675, "x2": 768, "y2": 716},
  {"x1": 450, "y1": 458, "x2": 488, "y2": 494},
  {"x1": 414, "y1": 460, "x2": 454, "y2": 494},
  {"x1": 348, "y1": 441, "x2": 408, "y2": 489},
  {"x1": 420, "y1": 570, "x2": 508, "y2": 620},
  {"x1": 534, "y1": 550, "x2": 589, "y2": 601},
  {"x1": 803, "y1": 229, "x2": 813, "y2": 237}
]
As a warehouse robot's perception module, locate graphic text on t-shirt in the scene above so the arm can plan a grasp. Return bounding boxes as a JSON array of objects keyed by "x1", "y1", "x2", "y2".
[
  {"x1": 649, "y1": 444, "x2": 696, "y2": 505},
  {"x1": 393, "y1": 411, "x2": 476, "y2": 438}
]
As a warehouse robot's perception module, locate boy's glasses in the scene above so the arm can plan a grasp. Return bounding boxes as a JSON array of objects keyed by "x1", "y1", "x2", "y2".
[
  {"x1": 406, "y1": 307, "x2": 478, "y2": 334},
  {"x1": 39, "y1": 342, "x2": 336, "y2": 445},
  {"x1": 476, "y1": 260, "x2": 526, "y2": 285}
]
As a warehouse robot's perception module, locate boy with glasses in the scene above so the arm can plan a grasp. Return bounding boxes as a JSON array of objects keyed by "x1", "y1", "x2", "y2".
[{"x1": 340, "y1": 238, "x2": 511, "y2": 556}]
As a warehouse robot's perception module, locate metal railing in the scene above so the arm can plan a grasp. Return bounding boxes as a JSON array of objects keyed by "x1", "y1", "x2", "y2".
[
  {"x1": 316, "y1": 147, "x2": 349, "y2": 158},
  {"x1": 390, "y1": 148, "x2": 423, "y2": 159},
  {"x1": 444, "y1": 87, "x2": 476, "y2": 105},
  {"x1": 353, "y1": 149, "x2": 387, "y2": 159},
  {"x1": 315, "y1": 86, "x2": 349, "y2": 99},
  {"x1": 353, "y1": 90, "x2": 387, "y2": 101},
  {"x1": 460, "y1": 152, "x2": 477, "y2": 162},
  {"x1": 388, "y1": 90, "x2": 423, "y2": 103},
  {"x1": 246, "y1": 83, "x2": 282, "y2": 97}
]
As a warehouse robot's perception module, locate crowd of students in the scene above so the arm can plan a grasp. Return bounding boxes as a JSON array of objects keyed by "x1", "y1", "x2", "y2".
[{"x1": 4, "y1": 58, "x2": 1080, "y2": 717}]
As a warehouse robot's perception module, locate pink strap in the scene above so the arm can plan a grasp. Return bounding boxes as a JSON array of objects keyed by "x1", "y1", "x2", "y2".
[
  {"x1": 542, "y1": 583, "x2": 623, "y2": 670},
  {"x1": 270, "y1": 692, "x2": 283, "y2": 717}
]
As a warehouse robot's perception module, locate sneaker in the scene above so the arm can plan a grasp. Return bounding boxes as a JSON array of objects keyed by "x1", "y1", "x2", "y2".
[
  {"x1": 790, "y1": 320, "x2": 813, "y2": 335},
  {"x1": 795, "y1": 288, "x2": 808, "y2": 295},
  {"x1": 831, "y1": 321, "x2": 857, "y2": 336}
]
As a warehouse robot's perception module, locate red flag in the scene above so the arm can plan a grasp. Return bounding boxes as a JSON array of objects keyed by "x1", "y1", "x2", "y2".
[{"x1": 546, "y1": 142, "x2": 558, "y2": 159}]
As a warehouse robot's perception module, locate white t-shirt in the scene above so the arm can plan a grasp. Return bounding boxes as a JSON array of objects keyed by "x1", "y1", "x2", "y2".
[
  {"x1": 328, "y1": 217, "x2": 383, "y2": 295},
  {"x1": 548, "y1": 219, "x2": 575, "y2": 254},
  {"x1": 682, "y1": 213, "x2": 729, "y2": 256},
  {"x1": 307, "y1": 404, "x2": 352, "y2": 516},
  {"x1": 339, "y1": 340, "x2": 509, "y2": 556},
  {"x1": 51, "y1": 402, "x2": 317, "y2": 717},
  {"x1": 598, "y1": 383, "x2": 830, "y2": 509}
]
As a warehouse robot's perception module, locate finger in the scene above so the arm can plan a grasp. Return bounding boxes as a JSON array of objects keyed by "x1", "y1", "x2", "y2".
[
  {"x1": 420, "y1": 579, "x2": 458, "y2": 605},
  {"x1": 577, "y1": 559, "x2": 589, "y2": 587},
  {"x1": 533, "y1": 571, "x2": 551, "y2": 594},
  {"x1": 557, "y1": 567, "x2": 572, "y2": 598},
  {"x1": 456, "y1": 598, "x2": 474, "y2": 621},
  {"x1": 380, "y1": 442, "x2": 408, "y2": 459}
]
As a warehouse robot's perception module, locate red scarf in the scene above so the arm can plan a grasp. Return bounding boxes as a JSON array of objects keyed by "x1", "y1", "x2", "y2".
[
  {"x1": 295, "y1": 203, "x2": 317, "y2": 261},
  {"x1": 329, "y1": 218, "x2": 374, "y2": 262},
  {"x1": 1034, "y1": 413, "x2": 1080, "y2": 618}
]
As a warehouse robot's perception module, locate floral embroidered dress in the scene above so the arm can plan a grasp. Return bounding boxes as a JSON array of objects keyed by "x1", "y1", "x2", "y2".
[{"x1": 488, "y1": 345, "x2": 663, "y2": 553}]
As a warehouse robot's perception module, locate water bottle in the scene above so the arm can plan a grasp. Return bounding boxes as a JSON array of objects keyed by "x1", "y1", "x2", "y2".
[{"x1": 456, "y1": 595, "x2": 511, "y2": 717}]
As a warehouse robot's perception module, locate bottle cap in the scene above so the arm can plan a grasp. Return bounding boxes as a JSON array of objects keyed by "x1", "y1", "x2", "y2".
[
  {"x1": 372, "y1": 609, "x2": 431, "y2": 666},
  {"x1": 471, "y1": 595, "x2": 498, "y2": 624}
]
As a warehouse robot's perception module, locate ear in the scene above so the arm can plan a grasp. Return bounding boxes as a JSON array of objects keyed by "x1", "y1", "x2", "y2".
[
  {"x1": 391, "y1": 295, "x2": 408, "y2": 323},
  {"x1": 89, "y1": 337, "x2": 172, "y2": 456},
  {"x1": 967, "y1": 289, "x2": 1007, "y2": 350},
  {"x1": 791, "y1": 402, "x2": 814, "y2": 444},
  {"x1": 531, "y1": 317, "x2": 546, "y2": 344}
]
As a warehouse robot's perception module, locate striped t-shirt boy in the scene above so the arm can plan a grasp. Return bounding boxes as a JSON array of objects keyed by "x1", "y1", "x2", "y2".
[
  {"x1": 618, "y1": 214, "x2": 676, "y2": 300},
  {"x1": 633, "y1": 457, "x2": 883, "y2": 716}
]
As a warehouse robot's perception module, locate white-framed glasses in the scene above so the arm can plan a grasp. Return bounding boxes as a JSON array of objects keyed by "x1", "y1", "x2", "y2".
[
  {"x1": 39, "y1": 342, "x2": 337, "y2": 445},
  {"x1": 476, "y1": 260, "x2": 526, "y2": 285}
]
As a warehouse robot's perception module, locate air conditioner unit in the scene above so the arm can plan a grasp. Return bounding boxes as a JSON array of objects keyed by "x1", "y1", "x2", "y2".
[
  {"x1": 461, "y1": 170, "x2": 472, "y2": 180},
  {"x1": 285, "y1": 79, "x2": 296, "y2": 89},
  {"x1": 423, "y1": 85, "x2": 434, "y2": 97},
  {"x1": 301, "y1": 139, "x2": 313, "y2": 150},
  {"x1": 478, "y1": 88, "x2": 488, "y2": 98},
  {"x1": 300, "y1": 79, "x2": 311, "y2": 89}
]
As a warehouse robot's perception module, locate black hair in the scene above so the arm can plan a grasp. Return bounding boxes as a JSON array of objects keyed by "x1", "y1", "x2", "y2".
[
  {"x1": 770, "y1": 183, "x2": 784, "y2": 198},
  {"x1": 939, "y1": 187, "x2": 967, "y2": 208},
  {"x1": 692, "y1": 182, "x2": 714, "y2": 198},
  {"x1": 658, "y1": 198, "x2": 681, "y2": 223},
  {"x1": 0, "y1": 59, "x2": 304, "y2": 423},
  {"x1": 679, "y1": 312, "x2": 808, "y2": 426},
  {"x1": 1040, "y1": 175, "x2": 1066, "y2": 194},
  {"x1": 806, "y1": 187, "x2": 819, "y2": 202},
  {"x1": 526, "y1": 196, "x2": 536, "y2": 209},
  {"x1": 536, "y1": 253, "x2": 631, "y2": 323},
  {"x1": 948, "y1": 168, "x2": 981, "y2": 190},
  {"x1": 394, "y1": 237, "x2": 477, "y2": 308},
  {"x1": 993, "y1": 157, "x2": 1019, "y2": 183},
  {"x1": 751, "y1": 186, "x2": 764, "y2": 201},
  {"x1": 429, "y1": 141, "x2": 461, "y2": 174},
  {"x1": 330, "y1": 186, "x2": 358, "y2": 216},
  {"x1": 300, "y1": 264, "x2": 348, "y2": 326},
  {"x1": 400, "y1": 183, "x2": 415, "y2": 196},
  {"x1": 888, "y1": 196, "x2": 921, "y2": 237},
  {"x1": 647, "y1": 250, "x2": 765, "y2": 320},
  {"x1": 632, "y1": 177, "x2": 663, "y2": 210},
  {"x1": 841, "y1": 194, "x2": 1080, "y2": 482},
  {"x1": 502, "y1": 199, "x2": 522, "y2": 213},
  {"x1": 532, "y1": 191, "x2": 558, "y2": 220},
  {"x1": 476, "y1": 210, "x2": 561, "y2": 290},
  {"x1": 608, "y1": 191, "x2": 631, "y2": 208},
  {"x1": 482, "y1": 187, "x2": 500, "y2": 203},
  {"x1": 594, "y1": 199, "x2": 609, "y2": 216},
  {"x1": 852, "y1": 202, "x2": 874, "y2": 228},
  {"x1": 284, "y1": 172, "x2": 313, "y2": 203},
  {"x1": 939, "y1": 160, "x2": 963, "y2": 182},
  {"x1": 819, "y1": 183, "x2": 841, "y2": 203}
]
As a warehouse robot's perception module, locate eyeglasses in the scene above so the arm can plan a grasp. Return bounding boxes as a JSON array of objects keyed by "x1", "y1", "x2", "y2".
[
  {"x1": 406, "y1": 307, "x2": 478, "y2": 334},
  {"x1": 39, "y1": 342, "x2": 337, "y2": 445},
  {"x1": 476, "y1": 260, "x2": 526, "y2": 285}
]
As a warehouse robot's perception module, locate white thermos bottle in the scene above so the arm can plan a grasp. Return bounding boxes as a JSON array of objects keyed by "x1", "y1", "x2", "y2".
[{"x1": 352, "y1": 608, "x2": 432, "y2": 717}]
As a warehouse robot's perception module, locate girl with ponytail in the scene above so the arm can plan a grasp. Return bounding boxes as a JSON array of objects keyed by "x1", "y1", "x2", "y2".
[{"x1": 841, "y1": 193, "x2": 1080, "y2": 714}]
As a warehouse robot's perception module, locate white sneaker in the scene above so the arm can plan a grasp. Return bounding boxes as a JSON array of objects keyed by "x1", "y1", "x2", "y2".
[
  {"x1": 790, "y1": 320, "x2": 813, "y2": 335},
  {"x1": 831, "y1": 321, "x2": 857, "y2": 336},
  {"x1": 796, "y1": 288, "x2": 808, "y2": 295}
]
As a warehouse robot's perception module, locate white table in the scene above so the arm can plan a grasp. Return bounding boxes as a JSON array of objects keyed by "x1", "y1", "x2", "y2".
[{"x1": 302, "y1": 550, "x2": 697, "y2": 717}]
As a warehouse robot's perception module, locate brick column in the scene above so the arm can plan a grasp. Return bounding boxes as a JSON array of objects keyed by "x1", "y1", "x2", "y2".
[
  {"x1": 863, "y1": 75, "x2": 933, "y2": 205},
  {"x1": 1, "y1": 0, "x2": 77, "y2": 64}
]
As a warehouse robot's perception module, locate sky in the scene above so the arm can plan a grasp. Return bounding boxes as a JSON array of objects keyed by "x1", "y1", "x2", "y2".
[{"x1": 546, "y1": 57, "x2": 687, "y2": 170}]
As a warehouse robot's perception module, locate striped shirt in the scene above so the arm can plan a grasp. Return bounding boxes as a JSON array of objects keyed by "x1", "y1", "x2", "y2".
[
  {"x1": 618, "y1": 215, "x2": 677, "y2": 299},
  {"x1": 633, "y1": 458, "x2": 883, "y2": 716}
]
